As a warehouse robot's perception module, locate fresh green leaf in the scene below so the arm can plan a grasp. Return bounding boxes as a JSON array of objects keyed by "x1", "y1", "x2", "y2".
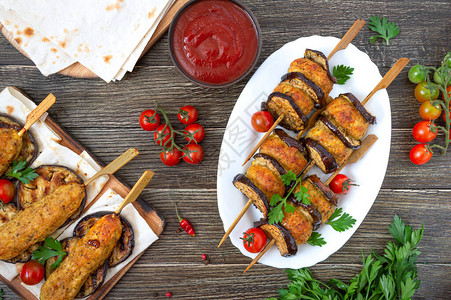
[
  {"x1": 270, "y1": 194, "x2": 283, "y2": 206},
  {"x1": 294, "y1": 185, "x2": 310, "y2": 205},
  {"x1": 6, "y1": 160, "x2": 38, "y2": 184},
  {"x1": 269, "y1": 215, "x2": 424, "y2": 300},
  {"x1": 326, "y1": 208, "x2": 356, "y2": 232},
  {"x1": 307, "y1": 232, "x2": 326, "y2": 247},
  {"x1": 368, "y1": 16, "x2": 399, "y2": 45},
  {"x1": 333, "y1": 65, "x2": 354, "y2": 85},
  {"x1": 281, "y1": 171, "x2": 297, "y2": 186},
  {"x1": 32, "y1": 237, "x2": 67, "y2": 269},
  {"x1": 0, "y1": 288, "x2": 3, "y2": 300}
]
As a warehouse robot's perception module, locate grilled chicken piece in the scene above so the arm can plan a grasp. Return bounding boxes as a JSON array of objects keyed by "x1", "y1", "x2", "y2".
[
  {"x1": 0, "y1": 117, "x2": 23, "y2": 177},
  {"x1": 322, "y1": 93, "x2": 375, "y2": 141},
  {"x1": 280, "y1": 200, "x2": 314, "y2": 245},
  {"x1": 296, "y1": 175, "x2": 338, "y2": 224},
  {"x1": 246, "y1": 163, "x2": 285, "y2": 203},
  {"x1": 288, "y1": 58, "x2": 334, "y2": 101},
  {"x1": 304, "y1": 49, "x2": 337, "y2": 84},
  {"x1": 259, "y1": 129, "x2": 308, "y2": 175}
]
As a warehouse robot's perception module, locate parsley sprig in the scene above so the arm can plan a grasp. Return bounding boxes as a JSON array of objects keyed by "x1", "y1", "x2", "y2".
[
  {"x1": 6, "y1": 160, "x2": 38, "y2": 184},
  {"x1": 32, "y1": 237, "x2": 67, "y2": 270},
  {"x1": 268, "y1": 171, "x2": 310, "y2": 225},
  {"x1": 269, "y1": 215, "x2": 424, "y2": 300},
  {"x1": 326, "y1": 207, "x2": 357, "y2": 232},
  {"x1": 333, "y1": 65, "x2": 354, "y2": 85},
  {"x1": 368, "y1": 16, "x2": 400, "y2": 45},
  {"x1": 307, "y1": 232, "x2": 326, "y2": 247}
]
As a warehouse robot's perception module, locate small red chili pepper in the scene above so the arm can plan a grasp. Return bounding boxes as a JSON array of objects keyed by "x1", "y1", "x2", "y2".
[
  {"x1": 166, "y1": 292, "x2": 172, "y2": 297},
  {"x1": 175, "y1": 202, "x2": 195, "y2": 236}
]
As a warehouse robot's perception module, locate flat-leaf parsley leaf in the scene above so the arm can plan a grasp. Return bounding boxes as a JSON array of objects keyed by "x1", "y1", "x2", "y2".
[
  {"x1": 368, "y1": 16, "x2": 399, "y2": 45},
  {"x1": 333, "y1": 65, "x2": 354, "y2": 85}
]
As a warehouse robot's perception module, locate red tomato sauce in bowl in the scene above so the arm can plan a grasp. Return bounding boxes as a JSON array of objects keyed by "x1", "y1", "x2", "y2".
[{"x1": 169, "y1": 0, "x2": 261, "y2": 87}]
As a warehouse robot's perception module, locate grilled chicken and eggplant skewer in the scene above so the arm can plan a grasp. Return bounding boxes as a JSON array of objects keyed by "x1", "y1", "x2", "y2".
[
  {"x1": 40, "y1": 170, "x2": 154, "y2": 300},
  {"x1": 0, "y1": 94, "x2": 55, "y2": 177},
  {"x1": 0, "y1": 148, "x2": 138, "y2": 263}
]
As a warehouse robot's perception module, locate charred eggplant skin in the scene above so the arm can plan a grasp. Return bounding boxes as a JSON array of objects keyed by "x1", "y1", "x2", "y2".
[
  {"x1": 281, "y1": 72, "x2": 325, "y2": 107},
  {"x1": 303, "y1": 138, "x2": 338, "y2": 173},
  {"x1": 289, "y1": 196, "x2": 322, "y2": 230},
  {"x1": 341, "y1": 93, "x2": 376, "y2": 124},
  {"x1": 74, "y1": 211, "x2": 135, "y2": 268},
  {"x1": 308, "y1": 175, "x2": 338, "y2": 205},
  {"x1": 318, "y1": 115, "x2": 360, "y2": 149},
  {"x1": 267, "y1": 92, "x2": 309, "y2": 124},
  {"x1": 253, "y1": 153, "x2": 287, "y2": 176},
  {"x1": 304, "y1": 49, "x2": 337, "y2": 84},
  {"x1": 274, "y1": 129, "x2": 307, "y2": 155},
  {"x1": 232, "y1": 174, "x2": 271, "y2": 216},
  {"x1": 254, "y1": 219, "x2": 298, "y2": 257}
]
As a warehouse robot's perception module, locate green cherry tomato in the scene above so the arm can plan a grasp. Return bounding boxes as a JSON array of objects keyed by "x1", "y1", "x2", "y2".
[
  {"x1": 408, "y1": 65, "x2": 427, "y2": 84},
  {"x1": 414, "y1": 81, "x2": 439, "y2": 103},
  {"x1": 419, "y1": 101, "x2": 442, "y2": 120},
  {"x1": 434, "y1": 67, "x2": 451, "y2": 86}
]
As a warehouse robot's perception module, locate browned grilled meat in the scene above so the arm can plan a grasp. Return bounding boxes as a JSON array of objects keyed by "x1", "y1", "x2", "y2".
[
  {"x1": 280, "y1": 200, "x2": 313, "y2": 245},
  {"x1": 259, "y1": 129, "x2": 308, "y2": 175},
  {"x1": 0, "y1": 183, "x2": 86, "y2": 260},
  {"x1": 40, "y1": 214, "x2": 123, "y2": 300},
  {"x1": 0, "y1": 203, "x2": 19, "y2": 226},
  {"x1": 0, "y1": 117, "x2": 23, "y2": 177}
]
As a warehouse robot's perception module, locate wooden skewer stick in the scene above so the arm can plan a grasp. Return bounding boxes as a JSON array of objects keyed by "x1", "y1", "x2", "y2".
[
  {"x1": 243, "y1": 134, "x2": 378, "y2": 272},
  {"x1": 361, "y1": 58, "x2": 410, "y2": 106},
  {"x1": 242, "y1": 19, "x2": 365, "y2": 165},
  {"x1": 242, "y1": 114, "x2": 284, "y2": 166},
  {"x1": 243, "y1": 239, "x2": 275, "y2": 273},
  {"x1": 18, "y1": 93, "x2": 56, "y2": 136},
  {"x1": 218, "y1": 160, "x2": 316, "y2": 248},
  {"x1": 115, "y1": 170, "x2": 154, "y2": 214},
  {"x1": 327, "y1": 19, "x2": 366, "y2": 60},
  {"x1": 84, "y1": 148, "x2": 139, "y2": 186}
]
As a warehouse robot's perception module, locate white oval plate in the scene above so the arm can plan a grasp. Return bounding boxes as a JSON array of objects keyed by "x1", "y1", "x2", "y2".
[{"x1": 216, "y1": 36, "x2": 391, "y2": 269}]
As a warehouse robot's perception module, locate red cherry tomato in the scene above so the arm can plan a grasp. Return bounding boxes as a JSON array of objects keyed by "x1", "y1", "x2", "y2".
[
  {"x1": 443, "y1": 86, "x2": 451, "y2": 101},
  {"x1": 154, "y1": 124, "x2": 173, "y2": 146},
  {"x1": 182, "y1": 144, "x2": 204, "y2": 164},
  {"x1": 409, "y1": 144, "x2": 432, "y2": 165},
  {"x1": 184, "y1": 124, "x2": 205, "y2": 143},
  {"x1": 419, "y1": 101, "x2": 442, "y2": 120},
  {"x1": 20, "y1": 261, "x2": 44, "y2": 285},
  {"x1": 177, "y1": 106, "x2": 198, "y2": 125},
  {"x1": 412, "y1": 121, "x2": 437, "y2": 143},
  {"x1": 414, "y1": 81, "x2": 439, "y2": 103},
  {"x1": 0, "y1": 179, "x2": 15, "y2": 203},
  {"x1": 139, "y1": 109, "x2": 160, "y2": 131},
  {"x1": 329, "y1": 174, "x2": 356, "y2": 195},
  {"x1": 160, "y1": 148, "x2": 182, "y2": 166},
  {"x1": 251, "y1": 111, "x2": 274, "y2": 132},
  {"x1": 240, "y1": 228, "x2": 267, "y2": 253}
]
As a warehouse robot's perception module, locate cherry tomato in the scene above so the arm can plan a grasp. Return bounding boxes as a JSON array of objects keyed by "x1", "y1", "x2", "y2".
[
  {"x1": 409, "y1": 144, "x2": 432, "y2": 165},
  {"x1": 0, "y1": 179, "x2": 15, "y2": 203},
  {"x1": 240, "y1": 228, "x2": 267, "y2": 253},
  {"x1": 414, "y1": 81, "x2": 439, "y2": 103},
  {"x1": 443, "y1": 108, "x2": 451, "y2": 123},
  {"x1": 154, "y1": 124, "x2": 173, "y2": 146},
  {"x1": 182, "y1": 144, "x2": 204, "y2": 164},
  {"x1": 251, "y1": 111, "x2": 274, "y2": 132},
  {"x1": 329, "y1": 174, "x2": 356, "y2": 195},
  {"x1": 20, "y1": 261, "x2": 44, "y2": 285},
  {"x1": 177, "y1": 106, "x2": 198, "y2": 125},
  {"x1": 160, "y1": 148, "x2": 182, "y2": 166},
  {"x1": 408, "y1": 65, "x2": 427, "y2": 84},
  {"x1": 184, "y1": 124, "x2": 205, "y2": 143},
  {"x1": 419, "y1": 101, "x2": 441, "y2": 120},
  {"x1": 139, "y1": 109, "x2": 160, "y2": 131},
  {"x1": 412, "y1": 121, "x2": 437, "y2": 143}
]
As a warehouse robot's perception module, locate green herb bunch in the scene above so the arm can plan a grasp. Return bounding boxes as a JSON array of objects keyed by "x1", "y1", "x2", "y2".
[
  {"x1": 333, "y1": 65, "x2": 354, "y2": 85},
  {"x1": 368, "y1": 16, "x2": 399, "y2": 45},
  {"x1": 6, "y1": 159, "x2": 38, "y2": 184},
  {"x1": 269, "y1": 215, "x2": 424, "y2": 300}
]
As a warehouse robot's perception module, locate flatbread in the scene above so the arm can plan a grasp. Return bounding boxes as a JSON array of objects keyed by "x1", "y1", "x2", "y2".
[{"x1": 2, "y1": 0, "x2": 171, "y2": 82}]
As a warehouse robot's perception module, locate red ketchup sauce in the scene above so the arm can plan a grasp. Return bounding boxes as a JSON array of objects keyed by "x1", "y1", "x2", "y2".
[{"x1": 171, "y1": 0, "x2": 259, "y2": 85}]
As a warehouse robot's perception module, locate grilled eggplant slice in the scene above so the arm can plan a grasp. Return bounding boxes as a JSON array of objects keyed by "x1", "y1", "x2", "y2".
[
  {"x1": 17, "y1": 165, "x2": 87, "y2": 226},
  {"x1": 74, "y1": 211, "x2": 135, "y2": 267},
  {"x1": 281, "y1": 72, "x2": 325, "y2": 107},
  {"x1": 341, "y1": 93, "x2": 376, "y2": 125},
  {"x1": 233, "y1": 174, "x2": 270, "y2": 217},
  {"x1": 253, "y1": 153, "x2": 286, "y2": 178},
  {"x1": 45, "y1": 236, "x2": 108, "y2": 298},
  {"x1": 0, "y1": 115, "x2": 37, "y2": 177},
  {"x1": 259, "y1": 129, "x2": 308, "y2": 175},
  {"x1": 303, "y1": 138, "x2": 338, "y2": 173},
  {"x1": 304, "y1": 49, "x2": 337, "y2": 84},
  {"x1": 0, "y1": 116, "x2": 23, "y2": 177},
  {"x1": 289, "y1": 195, "x2": 322, "y2": 230},
  {"x1": 262, "y1": 92, "x2": 308, "y2": 132},
  {"x1": 274, "y1": 82, "x2": 316, "y2": 117},
  {"x1": 255, "y1": 219, "x2": 297, "y2": 257}
]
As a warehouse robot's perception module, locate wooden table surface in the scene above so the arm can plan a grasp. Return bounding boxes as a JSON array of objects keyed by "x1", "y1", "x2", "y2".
[{"x1": 1, "y1": 0, "x2": 450, "y2": 299}]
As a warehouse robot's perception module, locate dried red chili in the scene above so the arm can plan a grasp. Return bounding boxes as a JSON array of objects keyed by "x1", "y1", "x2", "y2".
[{"x1": 175, "y1": 203, "x2": 195, "y2": 236}]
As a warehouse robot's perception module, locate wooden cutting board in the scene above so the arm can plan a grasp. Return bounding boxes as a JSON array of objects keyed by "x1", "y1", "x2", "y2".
[
  {"x1": 0, "y1": 0, "x2": 189, "y2": 78},
  {"x1": 0, "y1": 87, "x2": 165, "y2": 300}
]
